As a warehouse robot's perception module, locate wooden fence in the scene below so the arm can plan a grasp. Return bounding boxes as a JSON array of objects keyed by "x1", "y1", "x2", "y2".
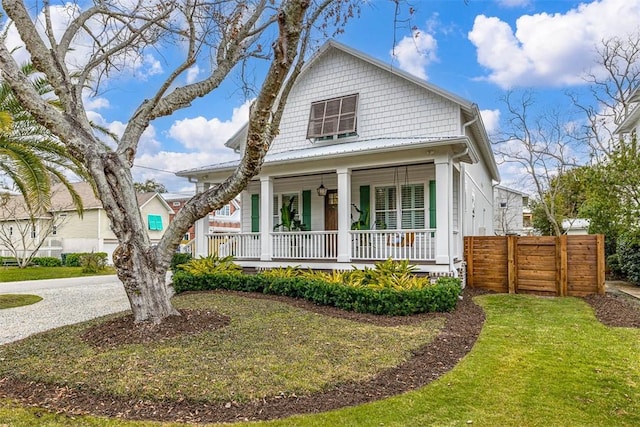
[{"x1": 464, "y1": 235, "x2": 605, "y2": 297}]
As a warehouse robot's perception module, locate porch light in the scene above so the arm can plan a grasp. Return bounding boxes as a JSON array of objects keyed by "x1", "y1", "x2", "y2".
[{"x1": 317, "y1": 175, "x2": 327, "y2": 197}]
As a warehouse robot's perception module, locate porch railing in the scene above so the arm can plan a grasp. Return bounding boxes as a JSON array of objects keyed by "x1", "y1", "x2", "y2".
[
  {"x1": 207, "y1": 233, "x2": 260, "y2": 259},
  {"x1": 272, "y1": 231, "x2": 338, "y2": 259},
  {"x1": 350, "y1": 229, "x2": 436, "y2": 261},
  {"x1": 203, "y1": 229, "x2": 436, "y2": 261}
]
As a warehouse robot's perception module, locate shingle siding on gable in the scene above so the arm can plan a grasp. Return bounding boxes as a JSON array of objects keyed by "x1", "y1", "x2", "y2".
[{"x1": 269, "y1": 49, "x2": 460, "y2": 154}]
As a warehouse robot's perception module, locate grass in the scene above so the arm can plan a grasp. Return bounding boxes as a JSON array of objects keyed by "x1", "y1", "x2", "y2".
[
  {"x1": 0, "y1": 294, "x2": 639, "y2": 426},
  {"x1": 0, "y1": 294, "x2": 42, "y2": 309},
  {"x1": 0, "y1": 266, "x2": 116, "y2": 282},
  {"x1": 0, "y1": 292, "x2": 441, "y2": 404}
]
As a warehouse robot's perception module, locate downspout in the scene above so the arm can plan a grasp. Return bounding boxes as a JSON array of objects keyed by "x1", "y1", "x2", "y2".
[{"x1": 449, "y1": 109, "x2": 478, "y2": 276}]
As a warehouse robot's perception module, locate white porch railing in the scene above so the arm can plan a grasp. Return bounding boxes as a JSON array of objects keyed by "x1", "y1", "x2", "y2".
[
  {"x1": 350, "y1": 229, "x2": 436, "y2": 261},
  {"x1": 207, "y1": 233, "x2": 260, "y2": 259},
  {"x1": 203, "y1": 230, "x2": 436, "y2": 261},
  {"x1": 272, "y1": 231, "x2": 338, "y2": 259}
]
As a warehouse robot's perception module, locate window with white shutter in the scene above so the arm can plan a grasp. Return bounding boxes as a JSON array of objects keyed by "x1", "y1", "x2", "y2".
[{"x1": 307, "y1": 94, "x2": 358, "y2": 139}]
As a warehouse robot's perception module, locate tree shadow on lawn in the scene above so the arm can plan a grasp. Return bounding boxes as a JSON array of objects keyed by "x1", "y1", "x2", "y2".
[{"x1": 1, "y1": 287, "x2": 638, "y2": 424}]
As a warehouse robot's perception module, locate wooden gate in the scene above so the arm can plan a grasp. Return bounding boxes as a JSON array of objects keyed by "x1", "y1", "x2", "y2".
[{"x1": 464, "y1": 235, "x2": 605, "y2": 296}]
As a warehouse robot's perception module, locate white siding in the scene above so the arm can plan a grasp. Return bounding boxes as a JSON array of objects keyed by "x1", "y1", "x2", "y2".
[{"x1": 269, "y1": 49, "x2": 460, "y2": 154}]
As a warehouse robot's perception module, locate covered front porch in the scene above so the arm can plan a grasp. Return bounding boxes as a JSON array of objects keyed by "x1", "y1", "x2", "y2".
[{"x1": 191, "y1": 151, "x2": 465, "y2": 274}]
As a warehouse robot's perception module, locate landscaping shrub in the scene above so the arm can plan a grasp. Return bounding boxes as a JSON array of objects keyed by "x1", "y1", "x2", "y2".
[
  {"x1": 607, "y1": 253, "x2": 624, "y2": 279},
  {"x1": 63, "y1": 253, "x2": 83, "y2": 267},
  {"x1": 80, "y1": 252, "x2": 108, "y2": 273},
  {"x1": 179, "y1": 255, "x2": 242, "y2": 275},
  {"x1": 171, "y1": 252, "x2": 192, "y2": 271},
  {"x1": 172, "y1": 270, "x2": 462, "y2": 315},
  {"x1": 617, "y1": 232, "x2": 640, "y2": 285},
  {"x1": 31, "y1": 257, "x2": 62, "y2": 267}
]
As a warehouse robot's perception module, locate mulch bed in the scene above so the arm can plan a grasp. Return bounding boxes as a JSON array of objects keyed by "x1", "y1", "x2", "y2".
[{"x1": 1, "y1": 287, "x2": 639, "y2": 424}]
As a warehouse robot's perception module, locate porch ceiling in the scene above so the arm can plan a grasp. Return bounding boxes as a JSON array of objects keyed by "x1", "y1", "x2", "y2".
[{"x1": 177, "y1": 136, "x2": 475, "y2": 179}]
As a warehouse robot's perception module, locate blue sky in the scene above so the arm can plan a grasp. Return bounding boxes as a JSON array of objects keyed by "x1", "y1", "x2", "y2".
[{"x1": 5, "y1": 0, "x2": 640, "y2": 194}]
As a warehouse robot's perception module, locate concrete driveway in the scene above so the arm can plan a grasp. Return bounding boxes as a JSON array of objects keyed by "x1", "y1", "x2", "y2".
[{"x1": 0, "y1": 275, "x2": 131, "y2": 345}]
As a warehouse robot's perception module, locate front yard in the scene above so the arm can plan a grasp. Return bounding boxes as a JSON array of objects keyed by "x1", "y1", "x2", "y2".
[{"x1": 0, "y1": 289, "x2": 639, "y2": 426}]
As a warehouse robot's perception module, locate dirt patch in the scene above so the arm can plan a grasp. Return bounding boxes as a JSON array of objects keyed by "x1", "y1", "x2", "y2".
[
  {"x1": 584, "y1": 291, "x2": 640, "y2": 328},
  {"x1": 1, "y1": 287, "x2": 637, "y2": 424},
  {"x1": 82, "y1": 309, "x2": 230, "y2": 348}
]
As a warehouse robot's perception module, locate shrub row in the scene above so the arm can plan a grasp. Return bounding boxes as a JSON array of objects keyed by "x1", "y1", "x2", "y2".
[
  {"x1": 31, "y1": 257, "x2": 63, "y2": 267},
  {"x1": 171, "y1": 271, "x2": 462, "y2": 316},
  {"x1": 61, "y1": 252, "x2": 108, "y2": 267}
]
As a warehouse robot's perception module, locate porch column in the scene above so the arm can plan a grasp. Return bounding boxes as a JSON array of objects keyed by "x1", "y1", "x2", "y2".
[
  {"x1": 337, "y1": 168, "x2": 352, "y2": 262},
  {"x1": 260, "y1": 176, "x2": 273, "y2": 261},
  {"x1": 194, "y1": 181, "x2": 210, "y2": 257},
  {"x1": 435, "y1": 158, "x2": 451, "y2": 265}
]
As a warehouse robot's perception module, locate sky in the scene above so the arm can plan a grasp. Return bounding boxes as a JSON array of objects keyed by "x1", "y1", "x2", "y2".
[{"x1": 4, "y1": 0, "x2": 640, "y2": 195}]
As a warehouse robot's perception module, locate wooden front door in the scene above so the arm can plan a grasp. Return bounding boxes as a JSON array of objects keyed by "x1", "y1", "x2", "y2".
[{"x1": 324, "y1": 190, "x2": 338, "y2": 230}]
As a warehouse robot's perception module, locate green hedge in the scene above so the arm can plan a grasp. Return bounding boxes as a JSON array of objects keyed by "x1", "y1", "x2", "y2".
[
  {"x1": 171, "y1": 271, "x2": 461, "y2": 315},
  {"x1": 31, "y1": 257, "x2": 63, "y2": 267},
  {"x1": 62, "y1": 252, "x2": 108, "y2": 267}
]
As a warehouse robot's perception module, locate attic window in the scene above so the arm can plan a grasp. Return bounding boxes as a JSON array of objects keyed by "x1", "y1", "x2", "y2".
[{"x1": 307, "y1": 94, "x2": 358, "y2": 139}]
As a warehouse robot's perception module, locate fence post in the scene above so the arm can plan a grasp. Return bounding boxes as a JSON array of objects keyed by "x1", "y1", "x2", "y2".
[
  {"x1": 596, "y1": 234, "x2": 606, "y2": 295},
  {"x1": 556, "y1": 235, "x2": 568, "y2": 296},
  {"x1": 465, "y1": 237, "x2": 474, "y2": 287},
  {"x1": 507, "y1": 235, "x2": 516, "y2": 294}
]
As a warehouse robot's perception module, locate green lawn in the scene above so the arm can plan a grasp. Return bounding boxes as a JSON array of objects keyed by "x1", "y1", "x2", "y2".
[
  {"x1": 0, "y1": 266, "x2": 116, "y2": 282},
  {"x1": 0, "y1": 294, "x2": 639, "y2": 426},
  {"x1": 0, "y1": 294, "x2": 42, "y2": 309}
]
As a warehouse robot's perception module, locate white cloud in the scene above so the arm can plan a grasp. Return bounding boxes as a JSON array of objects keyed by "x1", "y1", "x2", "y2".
[
  {"x1": 133, "y1": 150, "x2": 239, "y2": 192},
  {"x1": 390, "y1": 29, "x2": 438, "y2": 80},
  {"x1": 186, "y1": 65, "x2": 201, "y2": 84},
  {"x1": 480, "y1": 109, "x2": 501, "y2": 135},
  {"x1": 168, "y1": 99, "x2": 252, "y2": 150},
  {"x1": 468, "y1": 0, "x2": 640, "y2": 88}
]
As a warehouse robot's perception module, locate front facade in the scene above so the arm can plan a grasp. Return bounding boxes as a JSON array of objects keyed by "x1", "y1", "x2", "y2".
[
  {"x1": 177, "y1": 41, "x2": 500, "y2": 275},
  {"x1": 0, "y1": 182, "x2": 174, "y2": 263}
]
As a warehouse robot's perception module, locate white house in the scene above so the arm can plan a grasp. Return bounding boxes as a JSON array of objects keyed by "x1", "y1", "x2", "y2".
[
  {"x1": 0, "y1": 182, "x2": 174, "y2": 263},
  {"x1": 176, "y1": 41, "x2": 500, "y2": 275},
  {"x1": 493, "y1": 185, "x2": 529, "y2": 235}
]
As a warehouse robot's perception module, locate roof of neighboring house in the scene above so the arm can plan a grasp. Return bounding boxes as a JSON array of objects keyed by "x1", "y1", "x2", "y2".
[
  {"x1": 188, "y1": 40, "x2": 499, "y2": 181},
  {"x1": 1, "y1": 182, "x2": 172, "y2": 220}
]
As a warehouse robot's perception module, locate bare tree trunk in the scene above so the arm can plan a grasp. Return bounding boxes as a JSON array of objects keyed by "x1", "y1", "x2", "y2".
[{"x1": 113, "y1": 243, "x2": 178, "y2": 322}]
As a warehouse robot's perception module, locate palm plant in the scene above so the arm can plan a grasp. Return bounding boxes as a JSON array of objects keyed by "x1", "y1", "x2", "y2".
[{"x1": 0, "y1": 63, "x2": 88, "y2": 214}]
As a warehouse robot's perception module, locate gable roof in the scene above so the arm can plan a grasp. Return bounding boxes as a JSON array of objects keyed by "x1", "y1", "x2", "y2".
[
  {"x1": 208, "y1": 40, "x2": 499, "y2": 181},
  {"x1": 1, "y1": 182, "x2": 173, "y2": 220}
]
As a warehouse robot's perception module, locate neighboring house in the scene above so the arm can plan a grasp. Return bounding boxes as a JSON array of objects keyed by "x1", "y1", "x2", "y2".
[
  {"x1": 615, "y1": 86, "x2": 640, "y2": 137},
  {"x1": 163, "y1": 193, "x2": 240, "y2": 243},
  {"x1": 176, "y1": 40, "x2": 500, "y2": 275},
  {"x1": 493, "y1": 186, "x2": 529, "y2": 236},
  {"x1": 562, "y1": 218, "x2": 591, "y2": 235},
  {"x1": 0, "y1": 182, "x2": 174, "y2": 263}
]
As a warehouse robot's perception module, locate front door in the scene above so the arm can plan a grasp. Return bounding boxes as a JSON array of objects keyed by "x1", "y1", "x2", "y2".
[
  {"x1": 324, "y1": 189, "x2": 338, "y2": 230},
  {"x1": 324, "y1": 189, "x2": 338, "y2": 257}
]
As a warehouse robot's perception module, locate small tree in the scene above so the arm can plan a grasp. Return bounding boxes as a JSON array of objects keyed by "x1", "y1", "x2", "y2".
[
  {"x1": 494, "y1": 91, "x2": 582, "y2": 236},
  {"x1": 134, "y1": 179, "x2": 167, "y2": 194},
  {"x1": 0, "y1": 192, "x2": 71, "y2": 267}
]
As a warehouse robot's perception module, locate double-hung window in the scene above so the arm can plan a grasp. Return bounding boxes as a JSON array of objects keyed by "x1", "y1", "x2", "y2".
[
  {"x1": 374, "y1": 183, "x2": 425, "y2": 230},
  {"x1": 307, "y1": 94, "x2": 358, "y2": 140}
]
